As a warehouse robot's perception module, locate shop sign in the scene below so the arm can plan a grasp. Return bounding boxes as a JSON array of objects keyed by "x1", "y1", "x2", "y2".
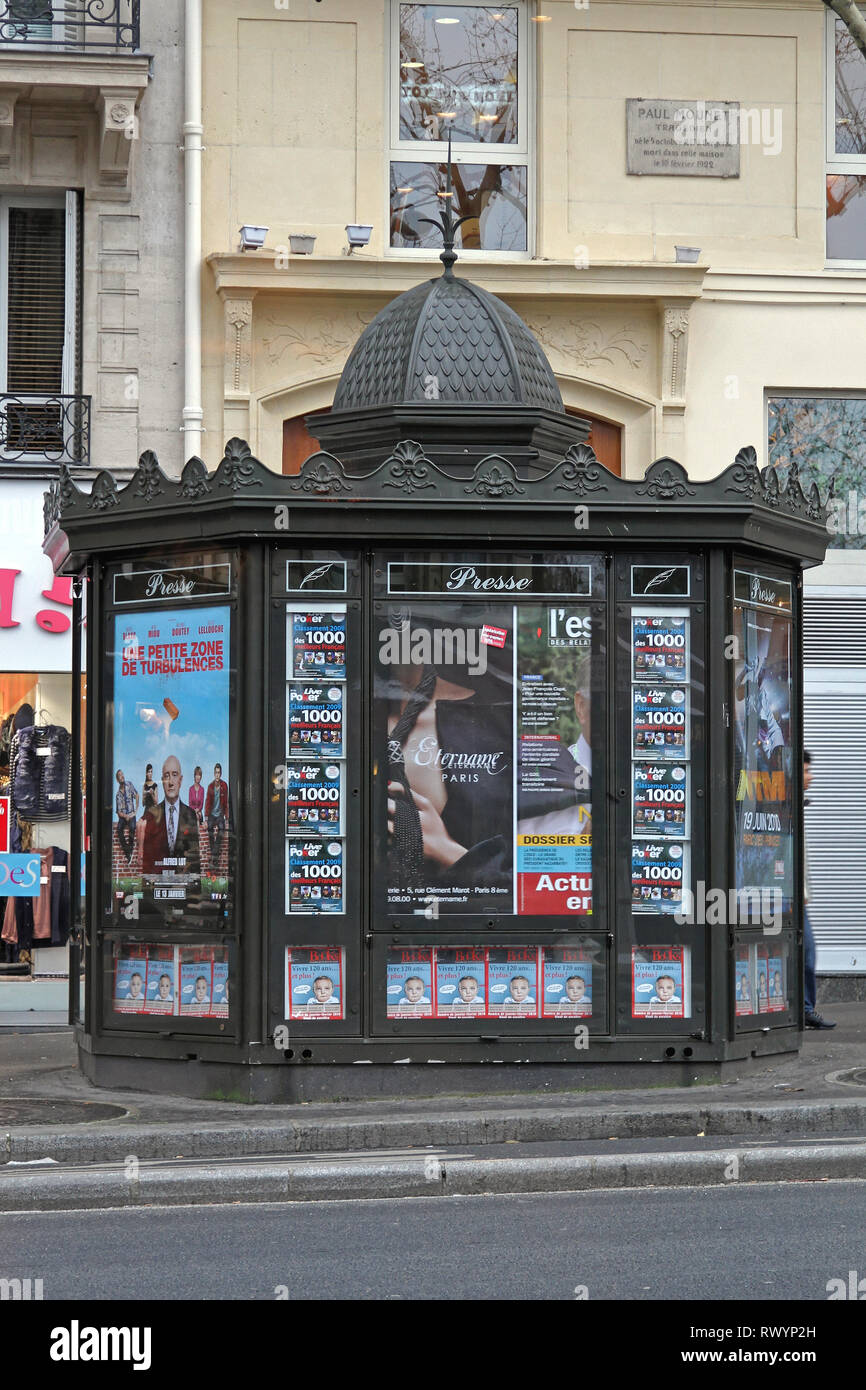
[
  {"x1": 0, "y1": 570, "x2": 72, "y2": 635},
  {"x1": 112, "y1": 564, "x2": 232, "y2": 606},
  {"x1": 0, "y1": 853, "x2": 40, "y2": 896},
  {"x1": 387, "y1": 562, "x2": 591, "y2": 597},
  {"x1": 0, "y1": 797, "x2": 8, "y2": 854}
]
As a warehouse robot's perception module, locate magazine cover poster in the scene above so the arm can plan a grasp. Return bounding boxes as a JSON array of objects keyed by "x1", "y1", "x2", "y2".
[
  {"x1": 179, "y1": 949, "x2": 215, "y2": 1016},
  {"x1": 768, "y1": 953, "x2": 785, "y2": 1012},
  {"x1": 435, "y1": 947, "x2": 486, "y2": 1017},
  {"x1": 632, "y1": 946, "x2": 687, "y2": 1019},
  {"x1": 286, "y1": 947, "x2": 344, "y2": 1020},
  {"x1": 516, "y1": 603, "x2": 592, "y2": 915},
  {"x1": 754, "y1": 943, "x2": 772, "y2": 1013},
  {"x1": 631, "y1": 841, "x2": 684, "y2": 915},
  {"x1": 732, "y1": 604, "x2": 793, "y2": 910},
  {"x1": 287, "y1": 683, "x2": 344, "y2": 760},
  {"x1": 541, "y1": 947, "x2": 593, "y2": 1018},
  {"x1": 286, "y1": 839, "x2": 344, "y2": 914},
  {"x1": 735, "y1": 945, "x2": 755, "y2": 1017},
  {"x1": 211, "y1": 958, "x2": 229, "y2": 1019},
  {"x1": 113, "y1": 954, "x2": 147, "y2": 1013},
  {"x1": 386, "y1": 947, "x2": 434, "y2": 1019},
  {"x1": 632, "y1": 686, "x2": 687, "y2": 760},
  {"x1": 486, "y1": 947, "x2": 539, "y2": 1018},
  {"x1": 111, "y1": 605, "x2": 231, "y2": 928},
  {"x1": 288, "y1": 607, "x2": 347, "y2": 681},
  {"x1": 378, "y1": 600, "x2": 514, "y2": 916},
  {"x1": 285, "y1": 761, "x2": 344, "y2": 836},
  {"x1": 632, "y1": 615, "x2": 688, "y2": 683},
  {"x1": 632, "y1": 764, "x2": 687, "y2": 838},
  {"x1": 144, "y1": 951, "x2": 176, "y2": 1016}
]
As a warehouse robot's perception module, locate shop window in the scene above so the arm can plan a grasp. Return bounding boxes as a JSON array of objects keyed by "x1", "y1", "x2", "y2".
[
  {"x1": 768, "y1": 393, "x2": 866, "y2": 550},
  {"x1": 389, "y1": 3, "x2": 531, "y2": 254},
  {"x1": 827, "y1": 7, "x2": 866, "y2": 261}
]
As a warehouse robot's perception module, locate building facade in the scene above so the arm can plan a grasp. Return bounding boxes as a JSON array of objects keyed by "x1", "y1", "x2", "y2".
[{"x1": 196, "y1": 0, "x2": 866, "y2": 991}]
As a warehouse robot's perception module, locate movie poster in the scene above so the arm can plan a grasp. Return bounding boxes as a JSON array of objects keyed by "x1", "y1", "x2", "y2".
[
  {"x1": 632, "y1": 764, "x2": 688, "y2": 838},
  {"x1": 288, "y1": 607, "x2": 347, "y2": 681},
  {"x1": 434, "y1": 947, "x2": 486, "y2": 1016},
  {"x1": 516, "y1": 604, "x2": 592, "y2": 916},
  {"x1": 486, "y1": 947, "x2": 539, "y2": 1018},
  {"x1": 286, "y1": 839, "x2": 344, "y2": 914},
  {"x1": 287, "y1": 683, "x2": 345, "y2": 759},
  {"x1": 735, "y1": 945, "x2": 754, "y2": 1017},
  {"x1": 631, "y1": 946, "x2": 688, "y2": 1019},
  {"x1": 378, "y1": 600, "x2": 514, "y2": 916},
  {"x1": 540, "y1": 945, "x2": 594, "y2": 1018},
  {"x1": 111, "y1": 605, "x2": 231, "y2": 928},
  {"x1": 386, "y1": 947, "x2": 434, "y2": 1018},
  {"x1": 732, "y1": 579, "x2": 793, "y2": 913},
  {"x1": 285, "y1": 947, "x2": 344, "y2": 1020},
  {"x1": 631, "y1": 841, "x2": 685, "y2": 915}
]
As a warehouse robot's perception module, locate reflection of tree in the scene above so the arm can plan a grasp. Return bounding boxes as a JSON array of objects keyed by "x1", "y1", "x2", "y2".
[
  {"x1": 391, "y1": 161, "x2": 525, "y2": 250},
  {"x1": 399, "y1": 6, "x2": 518, "y2": 145},
  {"x1": 834, "y1": 19, "x2": 866, "y2": 154},
  {"x1": 768, "y1": 396, "x2": 866, "y2": 550}
]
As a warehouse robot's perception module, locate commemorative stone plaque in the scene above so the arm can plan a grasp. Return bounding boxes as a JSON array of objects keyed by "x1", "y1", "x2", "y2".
[{"x1": 626, "y1": 99, "x2": 740, "y2": 177}]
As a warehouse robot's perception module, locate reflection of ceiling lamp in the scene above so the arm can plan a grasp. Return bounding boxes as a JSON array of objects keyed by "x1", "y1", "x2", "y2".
[
  {"x1": 437, "y1": 189, "x2": 454, "y2": 198},
  {"x1": 438, "y1": 111, "x2": 456, "y2": 119},
  {"x1": 397, "y1": 186, "x2": 414, "y2": 193},
  {"x1": 532, "y1": 13, "x2": 552, "y2": 20},
  {"x1": 402, "y1": 60, "x2": 424, "y2": 68},
  {"x1": 477, "y1": 113, "x2": 498, "y2": 121},
  {"x1": 436, "y1": 16, "x2": 460, "y2": 23}
]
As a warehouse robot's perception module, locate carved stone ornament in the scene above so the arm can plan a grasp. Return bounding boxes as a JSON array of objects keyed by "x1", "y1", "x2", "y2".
[
  {"x1": 554, "y1": 442, "x2": 609, "y2": 497},
  {"x1": 87, "y1": 471, "x2": 119, "y2": 511},
  {"x1": 217, "y1": 437, "x2": 262, "y2": 490},
  {"x1": 109, "y1": 102, "x2": 131, "y2": 125},
  {"x1": 636, "y1": 461, "x2": 696, "y2": 500},
  {"x1": 133, "y1": 450, "x2": 166, "y2": 503},
  {"x1": 177, "y1": 456, "x2": 212, "y2": 500},
  {"x1": 382, "y1": 440, "x2": 436, "y2": 494},
  {"x1": 464, "y1": 457, "x2": 526, "y2": 498}
]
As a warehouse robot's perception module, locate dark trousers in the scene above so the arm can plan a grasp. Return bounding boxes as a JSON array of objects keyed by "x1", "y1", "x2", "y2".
[
  {"x1": 804, "y1": 907, "x2": 817, "y2": 1015},
  {"x1": 117, "y1": 816, "x2": 136, "y2": 861},
  {"x1": 207, "y1": 811, "x2": 226, "y2": 863}
]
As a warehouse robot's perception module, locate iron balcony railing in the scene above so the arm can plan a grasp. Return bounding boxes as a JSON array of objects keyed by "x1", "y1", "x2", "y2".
[
  {"x1": 0, "y1": 0, "x2": 139, "y2": 50},
  {"x1": 0, "y1": 393, "x2": 91, "y2": 465}
]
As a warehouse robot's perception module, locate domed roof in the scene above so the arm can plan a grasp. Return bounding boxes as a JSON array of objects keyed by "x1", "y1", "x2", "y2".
[{"x1": 333, "y1": 272, "x2": 564, "y2": 415}]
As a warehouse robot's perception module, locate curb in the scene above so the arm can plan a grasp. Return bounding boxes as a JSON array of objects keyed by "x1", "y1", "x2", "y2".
[
  {"x1": 4, "y1": 1097, "x2": 866, "y2": 1165},
  {"x1": 1, "y1": 1142, "x2": 865, "y2": 1211}
]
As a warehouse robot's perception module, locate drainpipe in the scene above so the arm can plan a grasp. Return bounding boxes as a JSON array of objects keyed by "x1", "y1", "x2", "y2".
[{"x1": 182, "y1": 0, "x2": 203, "y2": 461}]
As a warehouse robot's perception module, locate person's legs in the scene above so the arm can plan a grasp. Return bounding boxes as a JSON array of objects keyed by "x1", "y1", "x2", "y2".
[
  {"x1": 803, "y1": 907, "x2": 817, "y2": 1016},
  {"x1": 207, "y1": 812, "x2": 218, "y2": 861},
  {"x1": 118, "y1": 818, "x2": 134, "y2": 861}
]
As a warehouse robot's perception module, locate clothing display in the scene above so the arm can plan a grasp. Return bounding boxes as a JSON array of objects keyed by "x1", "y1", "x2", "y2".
[
  {"x1": 10, "y1": 723, "x2": 71, "y2": 821},
  {"x1": 0, "y1": 844, "x2": 71, "y2": 951}
]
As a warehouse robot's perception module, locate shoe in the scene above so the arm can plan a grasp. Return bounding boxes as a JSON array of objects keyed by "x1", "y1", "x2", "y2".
[{"x1": 804, "y1": 1012, "x2": 836, "y2": 1030}]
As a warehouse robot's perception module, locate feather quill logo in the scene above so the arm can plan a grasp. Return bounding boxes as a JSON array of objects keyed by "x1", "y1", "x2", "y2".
[
  {"x1": 299, "y1": 564, "x2": 334, "y2": 589},
  {"x1": 643, "y1": 567, "x2": 677, "y2": 592}
]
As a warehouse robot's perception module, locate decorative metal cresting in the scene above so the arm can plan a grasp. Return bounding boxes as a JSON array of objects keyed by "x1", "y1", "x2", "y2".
[
  {"x1": 0, "y1": 0, "x2": 139, "y2": 49},
  {"x1": 416, "y1": 125, "x2": 474, "y2": 276},
  {"x1": 1, "y1": 393, "x2": 90, "y2": 466},
  {"x1": 43, "y1": 437, "x2": 834, "y2": 540}
]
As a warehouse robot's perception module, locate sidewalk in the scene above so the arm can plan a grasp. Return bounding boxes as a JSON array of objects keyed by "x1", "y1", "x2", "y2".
[{"x1": 1, "y1": 1004, "x2": 864, "y2": 1207}]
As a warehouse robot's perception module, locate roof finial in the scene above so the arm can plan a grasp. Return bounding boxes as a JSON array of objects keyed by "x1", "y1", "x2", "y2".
[{"x1": 418, "y1": 123, "x2": 472, "y2": 278}]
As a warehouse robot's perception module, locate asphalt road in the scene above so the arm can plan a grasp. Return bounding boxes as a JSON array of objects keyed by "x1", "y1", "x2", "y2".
[{"x1": 4, "y1": 1180, "x2": 865, "y2": 1301}]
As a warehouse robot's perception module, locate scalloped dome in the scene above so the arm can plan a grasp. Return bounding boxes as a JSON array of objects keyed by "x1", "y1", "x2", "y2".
[{"x1": 333, "y1": 274, "x2": 564, "y2": 414}]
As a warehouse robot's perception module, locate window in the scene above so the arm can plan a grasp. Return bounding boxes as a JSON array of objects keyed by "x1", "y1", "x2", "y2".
[
  {"x1": 826, "y1": 7, "x2": 866, "y2": 261},
  {"x1": 767, "y1": 393, "x2": 866, "y2": 549},
  {"x1": 389, "y1": 2, "x2": 531, "y2": 255},
  {"x1": 0, "y1": 191, "x2": 83, "y2": 464}
]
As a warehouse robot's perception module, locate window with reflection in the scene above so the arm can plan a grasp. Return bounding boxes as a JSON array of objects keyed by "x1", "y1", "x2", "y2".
[
  {"x1": 390, "y1": 3, "x2": 529, "y2": 253},
  {"x1": 827, "y1": 7, "x2": 866, "y2": 259}
]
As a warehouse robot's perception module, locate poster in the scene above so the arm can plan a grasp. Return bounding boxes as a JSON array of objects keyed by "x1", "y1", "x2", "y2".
[
  {"x1": 631, "y1": 841, "x2": 685, "y2": 915},
  {"x1": 755, "y1": 943, "x2": 771, "y2": 1013},
  {"x1": 734, "y1": 945, "x2": 754, "y2": 1017},
  {"x1": 631, "y1": 946, "x2": 688, "y2": 1019},
  {"x1": 144, "y1": 952, "x2": 176, "y2": 1015},
  {"x1": 540, "y1": 945, "x2": 594, "y2": 1017},
  {"x1": 732, "y1": 593, "x2": 793, "y2": 912},
  {"x1": 434, "y1": 947, "x2": 487, "y2": 1016},
  {"x1": 515, "y1": 604, "x2": 592, "y2": 916},
  {"x1": 287, "y1": 682, "x2": 345, "y2": 759},
  {"x1": 632, "y1": 764, "x2": 687, "y2": 837},
  {"x1": 113, "y1": 955, "x2": 147, "y2": 1013},
  {"x1": 285, "y1": 761, "x2": 344, "y2": 836},
  {"x1": 632, "y1": 615, "x2": 688, "y2": 682},
  {"x1": 111, "y1": 605, "x2": 231, "y2": 928},
  {"x1": 386, "y1": 947, "x2": 434, "y2": 1018},
  {"x1": 632, "y1": 686, "x2": 687, "y2": 760},
  {"x1": 486, "y1": 947, "x2": 539, "y2": 1018},
  {"x1": 285, "y1": 947, "x2": 344, "y2": 1020},
  {"x1": 289, "y1": 607, "x2": 347, "y2": 681},
  {"x1": 768, "y1": 953, "x2": 786, "y2": 1013},
  {"x1": 179, "y1": 947, "x2": 214, "y2": 1016},
  {"x1": 378, "y1": 600, "x2": 514, "y2": 916},
  {"x1": 212, "y1": 958, "x2": 229, "y2": 1018},
  {"x1": 286, "y1": 839, "x2": 344, "y2": 914}
]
